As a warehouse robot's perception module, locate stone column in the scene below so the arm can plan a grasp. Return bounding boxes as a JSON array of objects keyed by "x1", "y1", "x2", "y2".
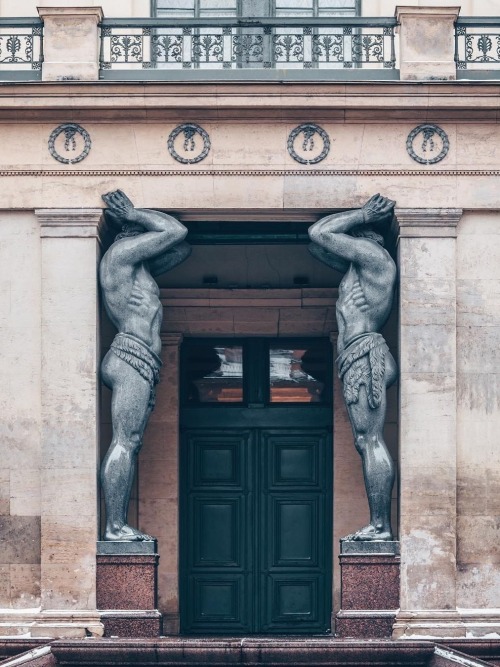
[
  {"x1": 393, "y1": 208, "x2": 463, "y2": 639},
  {"x1": 396, "y1": 6, "x2": 460, "y2": 81},
  {"x1": 37, "y1": 7, "x2": 103, "y2": 82},
  {"x1": 138, "y1": 332, "x2": 183, "y2": 635},
  {"x1": 36, "y1": 209, "x2": 103, "y2": 638}
]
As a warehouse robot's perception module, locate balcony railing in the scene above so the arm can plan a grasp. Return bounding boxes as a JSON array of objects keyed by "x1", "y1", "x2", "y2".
[
  {"x1": 0, "y1": 18, "x2": 43, "y2": 79},
  {"x1": 455, "y1": 17, "x2": 500, "y2": 79},
  {"x1": 99, "y1": 17, "x2": 397, "y2": 80}
]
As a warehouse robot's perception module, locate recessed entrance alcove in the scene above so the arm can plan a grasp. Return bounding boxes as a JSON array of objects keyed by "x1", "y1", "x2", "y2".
[{"x1": 99, "y1": 211, "x2": 399, "y2": 635}]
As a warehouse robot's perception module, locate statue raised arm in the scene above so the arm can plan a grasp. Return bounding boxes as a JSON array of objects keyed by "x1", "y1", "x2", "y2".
[
  {"x1": 309, "y1": 194, "x2": 397, "y2": 541},
  {"x1": 99, "y1": 190, "x2": 190, "y2": 541}
]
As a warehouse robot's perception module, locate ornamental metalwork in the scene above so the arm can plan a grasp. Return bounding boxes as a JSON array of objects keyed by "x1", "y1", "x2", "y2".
[
  {"x1": 455, "y1": 21, "x2": 500, "y2": 69},
  {"x1": 99, "y1": 19, "x2": 396, "y2": 73},
  {"x1": 48, "y1": 124, "x2": 92, "y2": 165},
  {"x1": 167, "y1": 123, "x2": 211, "y2": 164},
  {"x1": 0, "y1": 21, "x2": 43, "y2": 72},
  {"x1": 287, "y1": 123, "x2": 330, "y2": 165},
  {"x1": 406, "y1": 124, "x2": 449, "y2": 166}
]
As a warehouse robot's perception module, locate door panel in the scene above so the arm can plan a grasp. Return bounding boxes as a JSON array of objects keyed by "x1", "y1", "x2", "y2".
[
  {"x1": 261, "y1": 429, "x2": 329, "y2": 633},
  {"x1": 180, "y1": 338, "x2": 332, "y2": 635},
  {"x1": 182, "y1": 429, "x2": 252, "y2": 633}
]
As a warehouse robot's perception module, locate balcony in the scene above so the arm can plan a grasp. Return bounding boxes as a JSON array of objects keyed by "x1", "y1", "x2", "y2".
[
  {"x1": 455, "y1": 17, "x2": 500, "y2": 79},
  {"x1": 1, "y1": 11, "x2": 500, "y2": 83},
  {"x1": 0, "y1": 18, "x2": 43, "y2": 80},
  {"x1": 98, "y1": 17, "x2": 398, "y2": 81}
]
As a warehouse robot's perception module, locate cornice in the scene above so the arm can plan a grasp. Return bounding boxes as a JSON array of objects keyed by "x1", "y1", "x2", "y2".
[
  {"x1": 0, "y1": 80, "x2": 498, "y2": 122},
  {"x1": 396, "y1": 208, "x2": 463, "y2": 239},
  {"x1": 36, "y1": 208, "x2": 104, "y2": 239}
]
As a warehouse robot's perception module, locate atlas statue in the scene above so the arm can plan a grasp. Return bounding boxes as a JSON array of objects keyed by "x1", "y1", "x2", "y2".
[
  {"x1": 308, "y1": 194, "x2": 397, "y2": 541},
  {"x1": 99, "y1": 189, "x2": 190, "y2": 541}
]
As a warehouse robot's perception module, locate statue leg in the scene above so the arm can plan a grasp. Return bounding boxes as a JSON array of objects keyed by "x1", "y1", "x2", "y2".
[
  {"x1": 344, "y1": 352, "x2": 397, "y2": 541},
  {"x1": 101, "y1": 350, "x2": 154, "y2": 541}
]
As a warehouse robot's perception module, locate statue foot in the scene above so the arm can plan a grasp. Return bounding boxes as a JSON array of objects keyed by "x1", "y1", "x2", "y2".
[
  {"x1": 342, "y1": 524, "x2": 393, "y2": 542},
  {"x1": 104, "y1": 524, "x2": 155, "y2": 542}
]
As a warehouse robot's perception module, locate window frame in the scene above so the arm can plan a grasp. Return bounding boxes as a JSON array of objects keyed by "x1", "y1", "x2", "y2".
[{"x1": 151, "y1": 0, "x2": 361, "y2": 19}]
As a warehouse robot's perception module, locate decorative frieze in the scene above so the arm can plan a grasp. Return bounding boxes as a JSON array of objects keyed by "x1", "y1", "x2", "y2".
[
  {"x1": 406, "y1": 124, "x2": 449, "y2": 165},
  {"x1": 287, "y1": 123, "x2": 330, "y2": 165},
  {"x1": 48, "y1": 123, "x2": 92, "y2": 165},
  {"x1": 167, "y1": 123, "x2": 211, "y2": 164}
]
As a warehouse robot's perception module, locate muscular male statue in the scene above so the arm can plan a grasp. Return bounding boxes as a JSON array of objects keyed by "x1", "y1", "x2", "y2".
[
  {"x1": 100, "y1": 190, "x2": 190, "y2": 541},
  {"x1": 308, "y1": 194, "x2": 397, "y2": 541}
]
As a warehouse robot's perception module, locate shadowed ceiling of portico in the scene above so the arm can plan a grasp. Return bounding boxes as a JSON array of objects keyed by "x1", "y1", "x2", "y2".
[
  {"x1": 156, "y1": 219, "x2": 343, "y2": 289},
  {"x1": 157, "y1": 244, "x2": 342, "y2": 289}
]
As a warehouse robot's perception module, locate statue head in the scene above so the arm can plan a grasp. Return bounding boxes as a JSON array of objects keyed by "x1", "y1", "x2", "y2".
[
  {"x1": 114, "y1": 223, "x2": 144, "y2": 242},
  {"x1": 351, "y1": 226, "x2": 385, "y2": 247}
]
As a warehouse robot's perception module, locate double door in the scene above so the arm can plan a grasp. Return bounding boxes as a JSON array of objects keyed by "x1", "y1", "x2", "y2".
[{"x1": 180, "y1": 338, "x2": 333, "y2": 634}]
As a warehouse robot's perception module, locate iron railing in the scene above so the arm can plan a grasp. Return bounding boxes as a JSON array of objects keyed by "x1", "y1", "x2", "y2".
[
  {"x1": 0, "y1": 18, "x2": 43, "y2": 79},
  {"x1": 455, "y1": 17, "x2": 500, "y2": 78},
  {"x1": 99, "y1": 17, "x2": 397, "y2": 80}
]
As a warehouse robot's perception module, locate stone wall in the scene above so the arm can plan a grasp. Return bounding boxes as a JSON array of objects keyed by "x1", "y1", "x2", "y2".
[
  {"x1": 0, "y1": 212, "x2": 42, "y2": 613},
  {"x1": 456, "y1": 212, "x2": 500, "y2": 616}
]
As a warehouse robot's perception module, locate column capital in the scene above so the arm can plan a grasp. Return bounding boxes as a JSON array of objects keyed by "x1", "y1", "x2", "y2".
[
  {"x1": 395, "y1": 6, "x2": 460, "y2": 21},
  {"x1": 161, "y1": 333, "x2": 184, "y2": 348},
  {"x1": 396, "y1": 208, "x2": 463, "y2": 239},
  {"x1": 37, "y1": 6, "x2": 104, "y2": 21},
  {"x1": 37, "y1": 209, "x2": 103, "y2": 239}
]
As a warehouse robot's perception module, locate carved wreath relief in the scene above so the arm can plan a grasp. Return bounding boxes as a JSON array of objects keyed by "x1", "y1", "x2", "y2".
[
  {"x1": 167, "y1": 123, "x2": 211, "y2": 164},
  {"x1": 406, "y1": 124, "x2": 449, "y2": 165},
  {"x1": 48, "y1": 123, "x2": 92, "y2": 164},
  {"x1": 287, "y1": 123, "x2": 331, "y2": 165}
]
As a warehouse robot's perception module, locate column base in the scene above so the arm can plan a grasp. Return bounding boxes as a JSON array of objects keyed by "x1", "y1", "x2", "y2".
[
  {"x1": 100, "y1": 611, "x2": 162, "y2": 638},
  {"x1": 460, "y1": 609, "x2": 500, "y2": 639},
  {"x1": 336, "y1": 541, "x2": 400, "y2": 639},
  {"x1": 336, "y1": 610, "x2": 396, "y2": 639},
  {"x1": 0, "y1": 610, "x2": 104, "y2": 639},
  {"x1": 393, "y1": 610, "x2": 466, "y2": 639}
]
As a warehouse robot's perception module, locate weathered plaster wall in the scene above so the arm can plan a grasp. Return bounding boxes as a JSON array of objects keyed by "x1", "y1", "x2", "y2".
[{"x1": 0, "y1": 211, "x2": 42, "y2": 610}]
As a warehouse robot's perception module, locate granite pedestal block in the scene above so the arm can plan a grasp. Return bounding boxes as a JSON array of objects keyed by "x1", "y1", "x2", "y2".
[
  {"x1": 96, "y1": 541, "x2": 162, "y2": 638},
  {"x1": 336, "y1": 540, "x2": 400, "y2": 639}
]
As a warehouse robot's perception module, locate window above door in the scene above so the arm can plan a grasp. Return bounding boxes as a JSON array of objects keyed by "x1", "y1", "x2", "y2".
[{"x1": 182, "y1": 338, "x2": 332, "y2": 406}]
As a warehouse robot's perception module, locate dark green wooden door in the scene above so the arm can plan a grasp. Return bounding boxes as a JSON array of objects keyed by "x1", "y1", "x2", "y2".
[{"x1": 180, "y1": 339, "x2": 332, "y2": 634}]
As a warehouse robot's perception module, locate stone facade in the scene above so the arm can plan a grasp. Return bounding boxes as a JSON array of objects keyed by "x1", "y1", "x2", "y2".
[{"x1": 0, "y1": 1, "x2": 499, "y2": 646}]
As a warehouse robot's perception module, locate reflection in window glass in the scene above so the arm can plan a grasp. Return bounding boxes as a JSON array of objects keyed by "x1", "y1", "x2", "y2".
[
  {"x1": 275, "y1": 0, "x2": 357, "y2": 17},
  {"x1": 155, "y1": 0, "x2": 356, "y2": 17},
  {"x1": 155, "y1": 0, "x2": 238, "y2": 18},
  {"x1": 185, "y1": 344, "x2": 243, "y2": 403},
  {"x1": 269, "y1": 343, "x2": 329, "y2": 403}
]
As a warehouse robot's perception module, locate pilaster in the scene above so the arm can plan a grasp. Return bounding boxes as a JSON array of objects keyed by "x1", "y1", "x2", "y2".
[
  {"x1": 36, "y1": 208, "x2": 104, "y2": 638},
  {"x1": 394, "y1": 207, "x2": 463, "y2": 639}
]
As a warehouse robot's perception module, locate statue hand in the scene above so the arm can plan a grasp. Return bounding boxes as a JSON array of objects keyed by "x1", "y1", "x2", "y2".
[
  {"x1": 102, "y1": 189, "x2": 138, "y2": 224},
  {"x1": 362, "y1": 193, "x2": 395, "y2": 225}
]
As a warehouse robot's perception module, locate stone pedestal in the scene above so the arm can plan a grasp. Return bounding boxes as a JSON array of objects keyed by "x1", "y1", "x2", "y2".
[
  {"x1": 396, "y1": 6, "x2": 460, "y2": 81},
  {"x1": 37, "y1": 7, "x2": 103, "y2": 82},
  {"x1": 336, "y1": 541, "x2": 400, "y2": 639},
  {"x1": 96, "y1": 541, "x2": 162, "y2": 638}
]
